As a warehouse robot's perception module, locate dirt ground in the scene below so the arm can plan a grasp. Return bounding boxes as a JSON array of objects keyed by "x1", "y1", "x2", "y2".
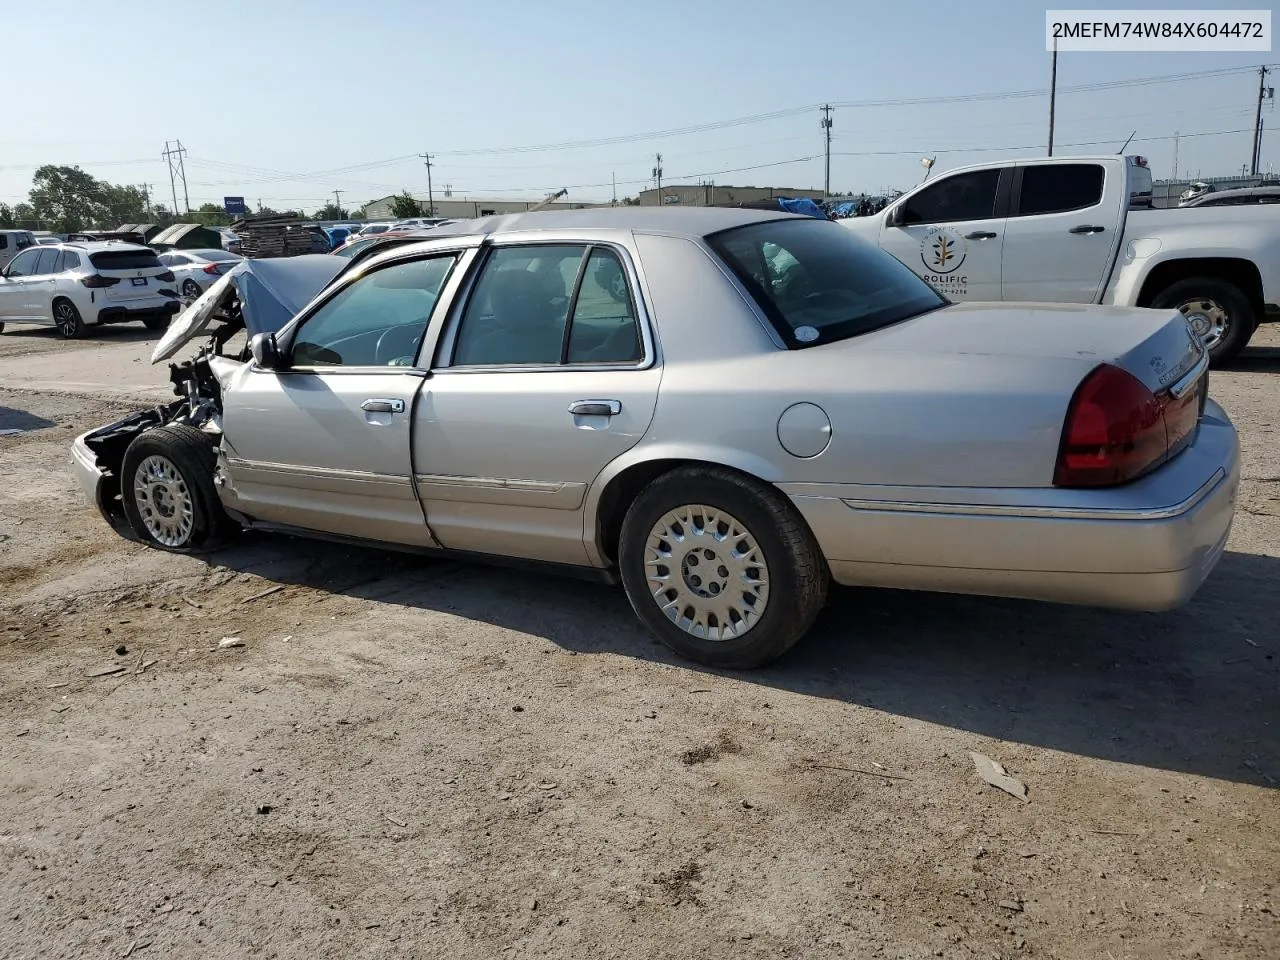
[{"x1": 1, "y1": 323, "x2": 1277, "y2": 960}]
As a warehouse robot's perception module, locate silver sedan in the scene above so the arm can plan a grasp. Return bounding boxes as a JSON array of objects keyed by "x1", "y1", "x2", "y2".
[
  {"x1": 157, "y1": 248, "x2": 244, "y2": 300},
  {"x1": 70, "y1": 208, "x2": 1239, "y2": 668}
]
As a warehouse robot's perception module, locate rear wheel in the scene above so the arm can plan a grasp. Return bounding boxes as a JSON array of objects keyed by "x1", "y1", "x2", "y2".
[
  {"x1": 181, "y1": 279, "x2": 201, "y2": 299},
  {"x1": 1151, "y1": 277, "x2": 1255, "y2": 365},
  {"x1": 120, "y1": 424, "x2": 233, "y2": 552},
  {"x1": 618, "y1": 466, "x2": 829, "y2": 669},
  {"x1": 52, "y1": 299, "x2": 86, "y2": 339}
]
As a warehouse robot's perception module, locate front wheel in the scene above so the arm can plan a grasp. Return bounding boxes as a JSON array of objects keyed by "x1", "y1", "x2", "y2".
[
  {"x1": 618, "y1": 466, "x2": 829, "y2": 669},
  {"x1": 120, "y1": 424, "x2": 233, "y2": 552},
  {"x1": 1151, "y1": 277, "x2": 1255, "y2": 365}
]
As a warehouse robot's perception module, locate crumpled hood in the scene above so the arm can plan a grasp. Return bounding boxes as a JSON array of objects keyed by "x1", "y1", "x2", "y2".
[{"x1": 151, "y1": 254, "x2": 344, "y2": 363}]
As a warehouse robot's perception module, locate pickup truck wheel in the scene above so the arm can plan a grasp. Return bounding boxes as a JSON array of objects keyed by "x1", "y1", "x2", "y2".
[
  {"x1": 1151, "y1": 277, "x2": 1255, "y2": 365},
  {"x1": 120, "y1": 424, "x2": 233, "y2": 553},
  {"x1": 618, "y1": 466, "x2": 829, "y2": 670}
]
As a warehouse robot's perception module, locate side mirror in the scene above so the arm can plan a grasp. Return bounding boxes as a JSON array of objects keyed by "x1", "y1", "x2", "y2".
[{"x1": 249, "y1": 332, "x2": 283, "y2": 370}]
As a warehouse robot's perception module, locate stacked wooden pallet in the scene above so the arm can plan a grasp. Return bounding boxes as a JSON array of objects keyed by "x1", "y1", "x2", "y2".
[{"x1": 230, "y1": 215, "x2": 318, "y2": 258}]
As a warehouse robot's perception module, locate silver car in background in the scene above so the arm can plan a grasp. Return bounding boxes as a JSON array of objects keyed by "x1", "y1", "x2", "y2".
[{"x1": 70, "y1": 208, "x2": 1239, "y2": 669}]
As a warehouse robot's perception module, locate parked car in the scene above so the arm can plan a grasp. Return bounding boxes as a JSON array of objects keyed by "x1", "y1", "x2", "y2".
[
  {"x1": 354, "y1": 222, "x2": 396, "y2": 237},
  {"x1": 841, "y1": 154, "x2": 1280, "y2": 363},
  {"x1": 0, "y1": 229, "x2": 36, "y2": 270},
  {"x1": 69, "y1": 208, "x2": 1237, "y2": 669},
  {"x1": 1177, "y1": 185, "x2": 1280, "y2": 208},
  {"x1": 330, "y1": 231, "x2": 413, "y2": 259},
  {"x1": 0, "y1": 241, "x2": 181, "y2": 338},
  {"x1": 391, "y1": 217, "x2": 455, "y2": 231},
  {"x1": 157, "y1": 248, "x2": 245, "y2": 299},
  {"x1": 35, "y1": 236, "x2": 62, "y2": 246}
]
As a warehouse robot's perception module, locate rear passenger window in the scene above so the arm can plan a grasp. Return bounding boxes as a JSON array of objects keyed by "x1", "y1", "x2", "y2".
[
  {"x1": 1016, "y1": 164, "x2": 1105, "y2": 216},
  {"x1": 567, "y1": 249, "x2": 641, "y2": 364},
  {"x1": 32, "y1": 248, "x2": 60, "y2": 274}
]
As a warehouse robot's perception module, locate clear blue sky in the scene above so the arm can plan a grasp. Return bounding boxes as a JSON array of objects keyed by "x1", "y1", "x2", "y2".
[{"x1": 2, "y1": 0, "x2": 1275, "y2": 212}]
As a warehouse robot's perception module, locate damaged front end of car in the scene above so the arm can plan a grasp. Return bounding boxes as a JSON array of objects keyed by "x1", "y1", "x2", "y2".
[{"x1": 70, "y1": 255, "x2": 344, "y2": 535}]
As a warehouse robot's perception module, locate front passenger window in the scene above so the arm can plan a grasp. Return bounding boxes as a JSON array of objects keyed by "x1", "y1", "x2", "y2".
[
  {"x1": 290, "y1": 255, "x2": 458, "y2": 367},
  {"x1": 898, "y1": 169, "x2": 1001, "y2": 224}
]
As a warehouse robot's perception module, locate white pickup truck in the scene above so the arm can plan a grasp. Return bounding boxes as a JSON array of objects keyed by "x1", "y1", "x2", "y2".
[{"x1": 840, "y1": 155, "x2": 1280, "y2": 363}]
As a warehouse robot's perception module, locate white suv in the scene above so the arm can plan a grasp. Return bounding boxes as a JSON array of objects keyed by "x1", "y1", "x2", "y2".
[{"x1": 0, "y1": 241, "x2": 181, "y2": 339}]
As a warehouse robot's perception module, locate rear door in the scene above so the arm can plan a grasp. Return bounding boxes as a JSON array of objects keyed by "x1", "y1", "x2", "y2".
[
  {"x1": 88, "y1": 246, "x2": 167, "y2": 303},
  {"x1": 414, "y1": 239, "x2": 661, "y2": 566},
  {"x1": 875, "y1": 165, "x2": 1011, "y2": 301},
  {"x1": 24, "y1": 247, "x2": 63, "y2": 318},
  {"x1": 1000, "y1": 161, "x2": 1126, "y2": 303}
]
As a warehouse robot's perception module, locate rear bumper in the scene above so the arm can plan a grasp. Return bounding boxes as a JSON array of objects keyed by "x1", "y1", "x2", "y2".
[
  {"x1": 70, "y1": 430, "x2": 113, "y2": 522},
  {"x1": 95, "y1": 297, "x2": 180, "y2": 325},
  {"x1": 783, "y1": 399, "x2": 1240, "y2": 612}
]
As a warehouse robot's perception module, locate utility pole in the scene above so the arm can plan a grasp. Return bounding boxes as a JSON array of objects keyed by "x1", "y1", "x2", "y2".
[
  {"x1": 820, "y1": 104, "x2": 833, "y2": 199},
  {"x1": 1047, "y1": 36, "x2": 1058, "y2": 156},
  {"x1": 332, "y1": 189, "x2": 344, "y2": 215},
  {"x1": 653, "y1": 153, "x2": 663, "y2": 203},
  {"x1": 418, "y1": 153, "x2": 435, "y2": 215},
  {"x1": 1173, "y1": 132, "x2": 1180, "y2": 180},
  {"x1": 611, "y1": 172, "x2": 617, "y2": 206},
  {"x1": 1251, "y1": 65, "x2": 1270, "y2": 175},
  {"x1": 139, "y1": 184, "x2": 153, "y2": 216}
]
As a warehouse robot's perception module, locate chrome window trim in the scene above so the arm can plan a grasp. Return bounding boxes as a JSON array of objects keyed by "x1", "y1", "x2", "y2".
[{"x1": 432, "y1": 236, "x2": 657, "y2": 374}]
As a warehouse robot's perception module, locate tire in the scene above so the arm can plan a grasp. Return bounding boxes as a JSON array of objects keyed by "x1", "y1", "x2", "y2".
[
  {"x1": 1151, "y1": 277, "x2": 1255, "y2": 366},
  {"x1": 181, "y1": 279, "x2": 201, "y2": 299},
  {"x1": 618, "y1": 466, "x2": 829, "y2": 669},
  {"x1": 142, "y1": 313, "x2": 172, "y2": 331},
  {"x1": 52, "y1": 299, "x2": 87, "y2": 340},
  {"x1": 120, "y1": 424, "x2": 234, "y2": 553},
  {"x1": 0, "y1": 322, "x2": 5, "y2": 334}
]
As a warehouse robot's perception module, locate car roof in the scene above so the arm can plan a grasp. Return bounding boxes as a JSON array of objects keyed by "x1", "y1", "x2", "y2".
[
  {"x1": 49, "y1": 240, "x2": 154, "y2": 253},
  {"x1": 395, "y1": 206, "x2": 803, "y2": 242}
]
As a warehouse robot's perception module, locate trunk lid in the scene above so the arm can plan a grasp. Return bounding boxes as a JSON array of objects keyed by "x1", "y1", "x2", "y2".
[{"x1": 852, "y1": 301, "x2": 1205, "y2": 393}]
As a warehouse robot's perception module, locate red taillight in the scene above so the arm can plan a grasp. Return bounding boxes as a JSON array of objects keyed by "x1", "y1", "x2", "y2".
[
  {"x1": 1054, "y1": 363, "x2": 1200, "y2": 488},
  {"x1": 203, "y1": 263, "x2": 220, "y2": 275},
  {"x1": 80, "y1": 274, "x2": 119, "y2": 288}
]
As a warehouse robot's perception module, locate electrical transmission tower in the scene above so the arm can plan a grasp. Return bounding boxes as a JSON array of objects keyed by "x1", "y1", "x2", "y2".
[{"x1": 161, "y1": 141, "x2": 190, "y2": 215}]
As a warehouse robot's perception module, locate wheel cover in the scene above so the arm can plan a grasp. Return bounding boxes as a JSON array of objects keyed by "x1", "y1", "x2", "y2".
[
  {"x1": 609, "y1": 273, "x2": 627, "y2": 300},
  {"x1": 182, "y1": 280, "x2": 200, "y2": 297},
  {"x1": 54, "y1": 303, "x2": 77, "y2": 337},
  {"x1": 1176, "y1": 298, "x2": 1229, "y2": 350},
  {"x1": 644, "y1": 504, "x2": 770, "y2": 641},
  {"x1": 133, "y1": 455, "x2": 195, "y2": 547}
]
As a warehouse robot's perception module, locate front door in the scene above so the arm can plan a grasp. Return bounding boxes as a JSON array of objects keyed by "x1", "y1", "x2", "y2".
[
  {"x1": 415, "y1": 241, "x2": 661, "y2": 566},
  {"x1": 219, "y1": 251, "x2": 466, "y2": 546},
  {"x1": 876, "y1": 165, "x2": 1010, "y2": 301},
  {"x1": 0, "y1": 248, "x2": 44, "y2": 320}
]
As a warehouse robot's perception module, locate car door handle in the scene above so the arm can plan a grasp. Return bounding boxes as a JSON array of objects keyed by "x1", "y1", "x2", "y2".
[
  {"x1": 1069, "y1": 224, "x2": 1106, "y2": 234},
  {"x1": 568, "y1": 399, "x2": 622, "y2": 417},
  {"x1": 964, "y1": 231, "x2": 998, "y2": 240},
  {"x1": 361, "y1": 398, "x2": 405, "y2": 414}
]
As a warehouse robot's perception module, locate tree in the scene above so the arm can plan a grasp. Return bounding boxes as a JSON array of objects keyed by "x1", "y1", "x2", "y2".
[
  {"x1": 13, "y1": 203, "x2": 37, "y2": 228},
  {"x1": 312, "y1": 203, "x2": 349, "y2": 221},
  {"x1": 152, "y1": 204, "x2": 176, "y2": 227},
  {"x1": 100, "y1": 184, "x2": 148, "y2": 226},
  {"x1": 28, "y1": 164, "x2": 106, "y2": 232},
  {"x1": 0, "y1": 203, "x2": 13, "y2": 228},
  {"x1": 389, "y1": 191, "x2": 421, "y2": 219},
  {"x1": 621, "y1": 196, "x2": 639, "y2": 206},
  {"x1": 189, "y1": 202, "x2": 232, "y2": 227}
]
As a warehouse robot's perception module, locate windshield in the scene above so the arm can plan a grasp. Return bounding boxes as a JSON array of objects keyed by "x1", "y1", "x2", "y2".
[{"x1": 706, "y1": 218, "x2": 946, "y2": 348}]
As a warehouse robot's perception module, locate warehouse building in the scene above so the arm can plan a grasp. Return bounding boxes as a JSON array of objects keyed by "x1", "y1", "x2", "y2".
[
  {"x1": 637, "y1": 184, "x2": 823, "y2": 207},
  {"x1": 360, "y1": 194, "x2": 603, "y2": 220}
]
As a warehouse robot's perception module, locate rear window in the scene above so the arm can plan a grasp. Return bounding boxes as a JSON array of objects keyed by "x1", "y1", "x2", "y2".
[
  {"x1": 199, "y1": 250, "x2": 242, "y2": 262},
  {"x1": 706, "y1": 218, "x2": 947, "y2": 349},
  {"x1": 89, "y1": 249, "x2": 162, "y2": 271}
]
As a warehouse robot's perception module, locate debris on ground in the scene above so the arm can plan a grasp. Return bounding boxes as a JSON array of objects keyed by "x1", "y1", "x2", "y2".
[
  {"x1": 217, "y1": 637, "x2": 246, "y2": 650},
  {"x1": 242, "y1": 585, "x2": 286, "y2": 604},
  {"x1": 998, "y1": 899, "x2": 1025, "y2": 912},
  {"x1": 969, "y1": 751, "x2": 1029, "y2": 803},
  {"x1": 86, "y1": 665, "x2": 127, "y2": 679},
  {"x1": 114, "y1": 645, "x2": 129, "y2": 656}
]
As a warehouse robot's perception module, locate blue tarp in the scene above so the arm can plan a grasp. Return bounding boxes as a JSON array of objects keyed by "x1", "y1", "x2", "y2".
[{"x1": 776, "y1": 197, "x2": 827, "y2": 218}]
